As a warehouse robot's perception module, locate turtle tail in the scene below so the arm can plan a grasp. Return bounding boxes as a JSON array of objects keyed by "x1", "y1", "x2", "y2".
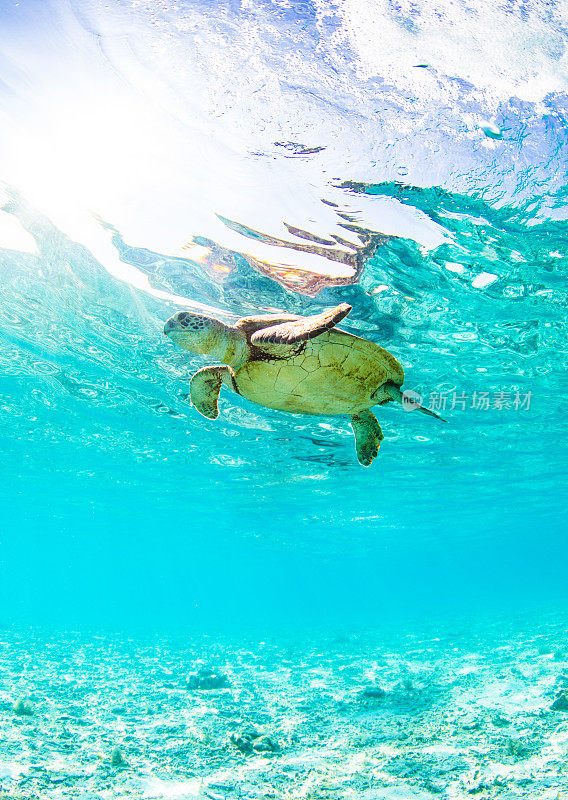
[{"x1": 386, "y1": 384, "x2": 448, "y2": 423}]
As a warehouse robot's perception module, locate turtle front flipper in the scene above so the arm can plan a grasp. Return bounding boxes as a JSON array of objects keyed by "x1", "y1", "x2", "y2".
[
  {"x1": 250, "y1": 303, "x2": 352, "y2": 345},
  {"x1": 189, "y1": 365, "x2": 236, "y2": 419},
  {"x1": 350, "y1": 410, "x2": 384, "y2": 466}
]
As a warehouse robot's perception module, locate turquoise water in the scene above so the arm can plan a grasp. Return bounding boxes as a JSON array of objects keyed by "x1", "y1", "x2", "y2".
[{"x1": 1, "y1": 0, "x2": 568, "y2": 797}]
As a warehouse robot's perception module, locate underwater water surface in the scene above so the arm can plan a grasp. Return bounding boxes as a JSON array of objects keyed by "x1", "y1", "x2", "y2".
[{"x1": 1, "y1": 0, "x2": 568, "y2": 797}]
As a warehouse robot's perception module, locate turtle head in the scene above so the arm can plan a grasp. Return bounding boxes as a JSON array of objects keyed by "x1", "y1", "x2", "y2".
[{"x1": 164, "y1": 311, "x2": 246, "y2": 365}]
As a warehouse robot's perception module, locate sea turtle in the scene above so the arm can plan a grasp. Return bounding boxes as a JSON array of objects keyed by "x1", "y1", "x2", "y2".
[{"x1": 163, "y1": 303, "x2": 444, "y2": 466}]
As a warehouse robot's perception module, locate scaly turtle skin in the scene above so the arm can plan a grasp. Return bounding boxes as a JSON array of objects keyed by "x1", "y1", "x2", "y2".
[{"x1": 163, "y1": 303, "x2": 443, "y2": 466}]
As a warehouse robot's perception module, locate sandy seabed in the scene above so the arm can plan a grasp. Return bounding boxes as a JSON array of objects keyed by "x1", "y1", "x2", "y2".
[{"x1": 1, "y1": 616, "x2": 568, "y2": 800}]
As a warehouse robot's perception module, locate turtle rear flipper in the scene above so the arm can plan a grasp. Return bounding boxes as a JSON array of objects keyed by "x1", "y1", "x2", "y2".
[
  {"x1": 350, "y1": 409, "x2": 384, "y2": 466},
  {"x1": 189, "y1": 365, "x2": 236, "y2": 419},
  {"x1": 250, "y1": 303, "x2": 352, "y2": 345}
]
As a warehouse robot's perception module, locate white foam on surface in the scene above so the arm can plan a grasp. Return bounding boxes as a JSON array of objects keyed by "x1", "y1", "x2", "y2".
[
  {"x1": 0, "y1": 209, "x2": 38, "y2": 253},
  {"x1": 339, "y1": 0, "x2": 568, "y2": 103},
  {"x1": 472, "y1": 272, "x2": 498, "y2": 288}
]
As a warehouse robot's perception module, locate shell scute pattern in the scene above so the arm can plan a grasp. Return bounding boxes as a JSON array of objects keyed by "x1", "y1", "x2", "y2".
[
  {"x1": 301, "y1": 355, "x2": 320, "y2": 371},
  {"x1": 233, "y1": 331, "x2": 391, "y2": 416}
]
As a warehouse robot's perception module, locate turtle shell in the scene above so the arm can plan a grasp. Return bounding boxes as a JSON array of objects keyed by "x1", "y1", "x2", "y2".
[{"x1": 233, "y1": 327, "x2": 404, "y2": 416}]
